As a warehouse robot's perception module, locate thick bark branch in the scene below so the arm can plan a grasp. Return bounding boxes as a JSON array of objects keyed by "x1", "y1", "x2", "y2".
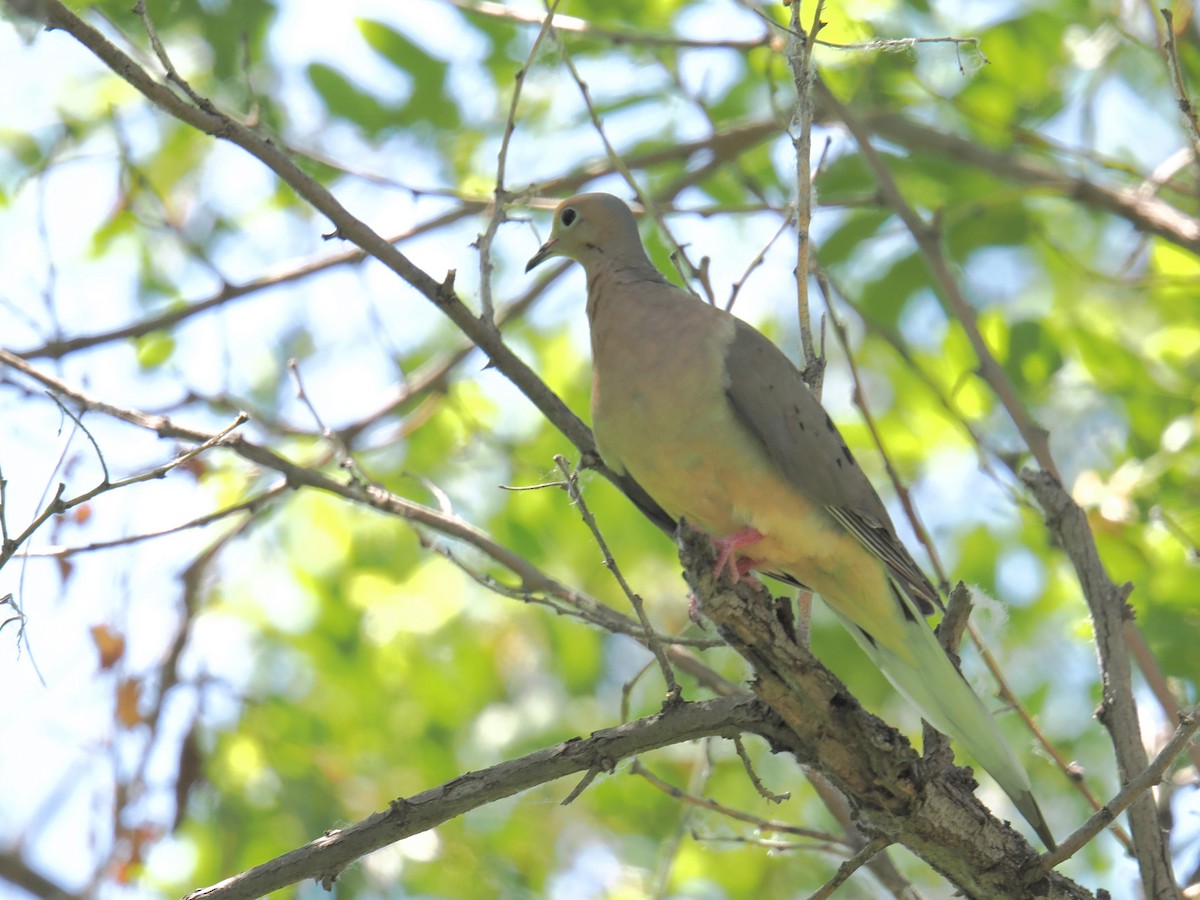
[{"x1": 677, "y1": 525, "x2": 1092, "y2": 900}]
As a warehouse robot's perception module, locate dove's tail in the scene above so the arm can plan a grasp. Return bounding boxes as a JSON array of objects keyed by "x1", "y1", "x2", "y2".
[{"x1": 830, "y1": 581, "x2": 1056, "y2": 850}]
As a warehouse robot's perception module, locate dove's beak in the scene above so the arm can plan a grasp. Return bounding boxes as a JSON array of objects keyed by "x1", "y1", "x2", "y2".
[{"x1": 525, "y1": 238, "x2": 559, "y2": 273}]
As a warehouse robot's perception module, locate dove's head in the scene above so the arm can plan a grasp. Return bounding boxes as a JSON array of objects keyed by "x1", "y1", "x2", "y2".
[{"x1": 525, "y1": 193, "x2": 649, "y2": 273}]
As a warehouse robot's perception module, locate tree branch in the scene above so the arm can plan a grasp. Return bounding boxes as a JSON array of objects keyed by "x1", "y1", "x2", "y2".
[
  {"x1": 0, "y1": 349, "x2": 682, "y2": 650},
  {"x1": 16, "y1": 0, "x2": 642, "y2": 512},
  {"x1": 1021, "y1": 470, "x2": 1177, "y2": 896},
  {"x1": 676, "y1": 523, "x2": 1092, "y2": 899},
  {"x1": 816, "y1": 80, "x2": 1060, "y2": 481},
  {"x1": 183, "y1": 694, "x2": 780, "y2": 900},
  {"x1": 860, "y1": 111, "x2": 1200, "y2": 257},
  {"x1": 1039, "y1": 704, "x2": 1200, "y2": 874}
]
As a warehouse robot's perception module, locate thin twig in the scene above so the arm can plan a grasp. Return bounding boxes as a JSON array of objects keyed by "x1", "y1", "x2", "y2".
[
  {"x1": 554, "y1": 455, "x2": 682, "y2": 704},
  {"x1": 238, "y1": 29, "x2": 260, "y2": 125},
  {"x1": 803, "y1": 770, "x2": 920, "y2": 899},
  {"x1": 808, "y1": 836, "x2": 891, "y2": 900},
  {"x1": 732, "y1": 734, "x2": 790, "y2": 803},
  {"x1": 1155, "y1": 507, "x2": 1199, "y2": 560},
  {"x1": 1159, "y1": 9, "x2": 1200, "y2": 151},
  {"x1": 133, "y1": 0, "x2": 208, "y2": 107},
  {"x1": 11, "y1": 484, "x2": 287, "y2": 559},
  {"x1": 0, "y1": 468, "x2": 8, "y2": 548},
  {"x1": 620, "y1": 660, "x2": 656, "y2": 722},
  {"x1": 664, "y1": 646, "x2": 742, "y2": 696},
  {"x1": 46, "y1": 392, "x2": 110, "y2": 484},
  {"x1": 428, "y1": 518, "x2": 720, "y2": 650},
  {"x1": 783, "y1": 0, "x2": 826, "y2": 384},
  {"x1": 474, "y1": 0, "x2": 560, "y2": 324},
  {"x1": 726, "y1": 216, "x2": 792, "y2": 312},
  {"x1": 693, "y1": 832, "x2": 815, "y2": 851},
  {"x1": 647, "y1": 739, "x2": 708, "y2": 896},
  {"x1": 544, "y1": 22, "x2": 709, "y2": 302},
  {"x1": 817, "y1": 80, "x2": 1060, "y2": 482},
  {"x1": 1036, "y1": 705, "x2": 1200, "y2": 873},
  {"x1": 819, "y1": 35, "x2": 984, "y2": 57},
  {"x1": 452, "y1": 0, "x2": 775, "y2": 53},
  {"x1": 755, "y1": 8, "x2": 983, "y2": 57},
  {"x1": 287, "y1": 359, "x2": 364, "y2": 483},
  {"x1": 630, "y1": 760, "x2": 841, "y2": 843},
  {"x1": 1135, "y1": 145, "x2": 1196, "y2": 201},
  {"x1": 425, "y1": 537, "x2": 645, "y2": 636}
]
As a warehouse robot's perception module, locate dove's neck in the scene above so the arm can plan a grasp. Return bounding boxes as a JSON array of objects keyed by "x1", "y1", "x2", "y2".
[{"x1": 584, "y1": 255, "x2": 668, "y2": 320}]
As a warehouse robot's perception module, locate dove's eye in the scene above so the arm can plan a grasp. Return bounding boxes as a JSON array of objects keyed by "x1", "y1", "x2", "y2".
[{"x1": 561, "y1": 208, "x2": 577, "y2": 227}]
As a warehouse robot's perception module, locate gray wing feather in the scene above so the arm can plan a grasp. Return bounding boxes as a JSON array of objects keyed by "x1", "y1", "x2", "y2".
[{"x1": 722, "y1": 318, "x2": 939, "y2": 615}]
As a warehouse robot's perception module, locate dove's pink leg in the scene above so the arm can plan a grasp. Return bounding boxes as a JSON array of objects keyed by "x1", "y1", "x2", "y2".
[
  {"x1": 712, "y1": 527, "x2": 764, "y2": 580},
  {"x1": 688, "y1": 527, "x2": 765, "y2": 624}
]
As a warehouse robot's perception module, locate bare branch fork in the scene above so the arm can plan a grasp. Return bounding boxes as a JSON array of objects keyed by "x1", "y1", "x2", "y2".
[
  {"x1": 1039, "y1": 705, "x2": 1200, "y2": 873},
  {"x1": 0, "y1": 388, "x2": 247, "y2": 572}
]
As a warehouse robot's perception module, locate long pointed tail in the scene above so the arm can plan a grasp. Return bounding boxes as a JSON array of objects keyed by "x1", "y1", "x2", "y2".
[{"x1": 831, "y1": 589, "x2": 1056, "y2": 849}]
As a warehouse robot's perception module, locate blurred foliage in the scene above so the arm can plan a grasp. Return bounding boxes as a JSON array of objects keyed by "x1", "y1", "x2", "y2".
[{"x1": 2, "y1": 0, "x2": 1199, "y2": 898}]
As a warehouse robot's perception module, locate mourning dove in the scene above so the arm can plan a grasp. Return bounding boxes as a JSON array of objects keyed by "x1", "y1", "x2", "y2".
[{"x1": 526, "y1": 192, "x2": 1055, "y2": 849}]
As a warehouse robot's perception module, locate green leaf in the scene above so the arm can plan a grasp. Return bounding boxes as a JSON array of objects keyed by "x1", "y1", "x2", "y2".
[
  {"x1": 357, "y1": 19, "x2": 459, "y2": 129},
  {"x1": 133, "y1": 331, "x2": 175, "y2": 369},
  {"x1": 306, "y1": 62, "x2": 397, "y2": 136},
  {"x1": 1004, "y1": 319, "x2": 1064, "y2": 394}
]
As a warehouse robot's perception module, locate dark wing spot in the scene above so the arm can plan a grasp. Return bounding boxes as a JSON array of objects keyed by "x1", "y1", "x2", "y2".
[
  {"x1": 824, "y1": 412, "x2": 835, "y2": 433},
  {"x1": 857, "y1": 625, "x2": 877, "y2": 647},
  {"x1": 835, "y1": 458, "x2": 843, "y2": 468},
  {"x1": 842, "y1": 444, "x2": 854, "y2": 465},
  {"x1": 891, "y1": 582, "x2": 918, "y2": 623}
]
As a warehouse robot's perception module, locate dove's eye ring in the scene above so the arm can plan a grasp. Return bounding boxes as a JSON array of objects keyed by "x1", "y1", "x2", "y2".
[{"x1": 561, "y1": 207, "x2": 577, "y2": 227}]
